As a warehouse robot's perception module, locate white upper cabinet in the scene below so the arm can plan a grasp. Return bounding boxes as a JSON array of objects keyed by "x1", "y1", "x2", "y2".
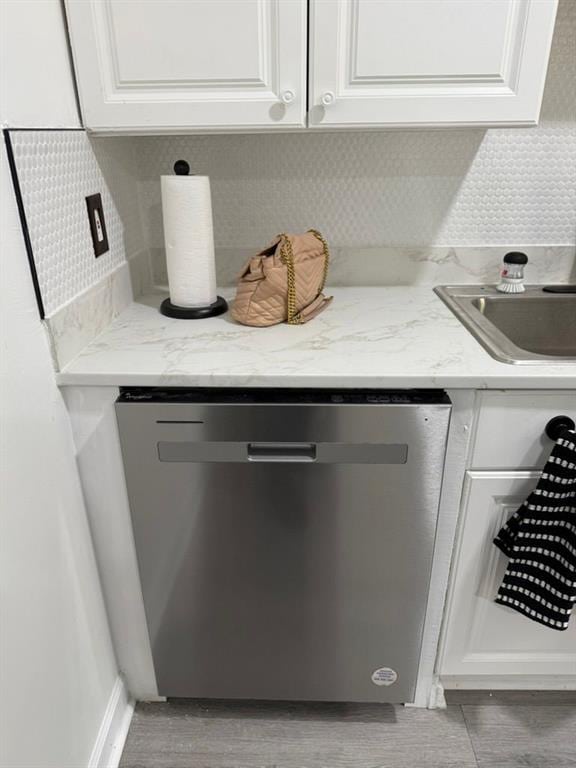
[
  {"x1": 65, "y1": 0, "x2": 558, "y2": 132},
  {"x1": 309, "y1": 0, "x2": 558, "y2": 128},
  {"x1": 64, "y1": 0, "x2": 307, "y2": 131}
]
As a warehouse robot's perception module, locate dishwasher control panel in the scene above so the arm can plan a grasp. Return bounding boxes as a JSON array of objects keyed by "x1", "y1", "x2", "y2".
[{"x1": 118, "y1": 386, "x2": 450, "y2": 406}]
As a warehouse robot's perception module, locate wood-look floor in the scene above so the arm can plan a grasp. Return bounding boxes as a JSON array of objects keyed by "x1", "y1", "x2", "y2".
[{"x1": 119, "y1": 692, "x2": 576, "y2": 768}]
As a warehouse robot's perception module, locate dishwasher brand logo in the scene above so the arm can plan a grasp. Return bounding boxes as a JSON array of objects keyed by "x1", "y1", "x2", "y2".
[{"x1": 371, "y1": 667, "x2": 398, "y2": 686}]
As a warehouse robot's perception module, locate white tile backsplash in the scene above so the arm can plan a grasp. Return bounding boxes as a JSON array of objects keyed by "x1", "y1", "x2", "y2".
[
  {"x1": 134, "y1": 119, "x2": 575, "y2": 249},
  {"x1": 9, "y1": 131, "x2": 145, "y2": 316}
]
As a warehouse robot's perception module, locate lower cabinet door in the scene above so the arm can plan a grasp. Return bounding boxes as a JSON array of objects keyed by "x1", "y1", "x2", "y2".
[{"x1": 439, "y1": 471, "x2": 576, "y2": 685}]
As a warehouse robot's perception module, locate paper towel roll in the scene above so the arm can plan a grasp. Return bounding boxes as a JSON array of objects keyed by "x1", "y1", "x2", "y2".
[{"x1": 161, "y1": 174, "x2": 217, "y2": 308}]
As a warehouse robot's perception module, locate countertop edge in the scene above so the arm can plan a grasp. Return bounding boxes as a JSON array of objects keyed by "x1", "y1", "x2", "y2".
[{"x1": 56, "y1": 373, "x2": 576, "y2": 389}]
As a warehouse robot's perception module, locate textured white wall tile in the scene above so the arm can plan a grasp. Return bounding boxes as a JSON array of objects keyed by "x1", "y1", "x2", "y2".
[
  {"x1": 134, "y1": 0, "x2": 575, "y2": 251},
  {"x1": 9, "y1": 131, "x2": 144, "y2": 315},
  {"x1": 90, "y1": 136, "x2": 147, "y2": 260}
]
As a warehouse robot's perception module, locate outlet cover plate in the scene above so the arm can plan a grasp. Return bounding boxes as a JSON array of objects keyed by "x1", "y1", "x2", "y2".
[{"x1": 85, "y1": 192, "x2": 109, "y2": 258}]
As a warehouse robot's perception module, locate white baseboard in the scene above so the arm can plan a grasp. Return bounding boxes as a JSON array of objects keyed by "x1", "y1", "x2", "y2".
[
  {"x1": 89, "y1": 676, "x2": 134, "y2": 768},
  {"x1": 441, "y1": 675, "x2": 576, "y2": 691}
]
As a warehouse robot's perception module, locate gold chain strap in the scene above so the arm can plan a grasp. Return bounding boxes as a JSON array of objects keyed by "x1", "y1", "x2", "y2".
[
  {"x1": 308, "y1": 228, "x2": 330, "y2": 293},
  {"x1": 279, "y1": 229, "x2": 330, "y2": 325}
]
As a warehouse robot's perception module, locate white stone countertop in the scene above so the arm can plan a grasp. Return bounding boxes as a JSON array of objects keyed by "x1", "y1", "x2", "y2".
[{"x1": 57, "y1": 287, "x2": 576, "y2": 389}]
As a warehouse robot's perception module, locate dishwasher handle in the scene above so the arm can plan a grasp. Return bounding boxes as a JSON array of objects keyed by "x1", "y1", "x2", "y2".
[{"x1": 247, "y1": 443, "x2": 317, "y2": 462}]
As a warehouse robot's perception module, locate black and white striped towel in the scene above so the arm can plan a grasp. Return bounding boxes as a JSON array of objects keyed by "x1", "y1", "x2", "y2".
[{"x1": 493, "y1": 429, "x2": 576, "y2": 631}]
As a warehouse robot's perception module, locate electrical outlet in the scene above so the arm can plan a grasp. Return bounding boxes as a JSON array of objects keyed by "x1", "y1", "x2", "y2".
[{"x1": 85, "y1": 193, "x2": 109, "y2": 258}]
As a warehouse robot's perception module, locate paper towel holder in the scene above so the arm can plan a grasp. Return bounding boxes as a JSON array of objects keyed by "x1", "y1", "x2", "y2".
[{"x1": 160, "y1": 160, "x2": 228, "y2": 320}]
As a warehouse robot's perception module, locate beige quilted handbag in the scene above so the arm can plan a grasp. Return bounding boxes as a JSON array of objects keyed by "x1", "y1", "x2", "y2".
[{"x1": 230, "y1": 229, "x2": 333, "y2": 326}]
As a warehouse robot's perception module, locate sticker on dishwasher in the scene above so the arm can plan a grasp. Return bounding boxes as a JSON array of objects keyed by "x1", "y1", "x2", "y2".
[{"x1": 371, "y1": 667, "x2": 398, "y2": 686}]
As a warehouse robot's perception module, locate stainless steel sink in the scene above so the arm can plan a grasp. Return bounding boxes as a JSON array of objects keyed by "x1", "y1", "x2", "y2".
[{"x1": 435, "y1": 285, "x2": 576, "y2": 365}]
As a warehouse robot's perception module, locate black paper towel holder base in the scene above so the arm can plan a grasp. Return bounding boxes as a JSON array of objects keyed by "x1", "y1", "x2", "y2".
[{"x1": 160, "y1": 295, "x2": 228, "y2": 320}]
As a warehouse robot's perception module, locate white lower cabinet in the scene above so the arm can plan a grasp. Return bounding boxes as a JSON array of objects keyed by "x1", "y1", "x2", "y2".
[{"x1": 438, "y1": 471, "x2": 576, "y2": 687}]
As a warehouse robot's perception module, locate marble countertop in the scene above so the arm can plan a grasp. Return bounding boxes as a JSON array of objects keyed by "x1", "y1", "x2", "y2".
[{"x1": 57, "y1": 287, "x2": 576, "y2": 389}]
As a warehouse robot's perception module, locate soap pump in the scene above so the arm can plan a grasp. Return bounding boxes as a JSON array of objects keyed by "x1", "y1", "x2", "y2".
[{"x1": 496, "y1": 251, "x2": 528, "y2": 293}]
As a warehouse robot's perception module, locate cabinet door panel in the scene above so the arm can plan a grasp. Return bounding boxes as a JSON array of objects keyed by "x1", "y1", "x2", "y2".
[
  {"x1": 439, "y1": 472, "x2": 576, "y2": 682},
  {"x1": 354, "y1": 1, "x2": 510, "y2": 79},
  {"x1": 309, "y1": 0, "x2": 558, "y2": 127},
  {"x1": 65, "y1": 0, "x2": 306, "y2": 131},
  {"x1": 109, "y1": 2, "x2": 263, "y2": 83}
]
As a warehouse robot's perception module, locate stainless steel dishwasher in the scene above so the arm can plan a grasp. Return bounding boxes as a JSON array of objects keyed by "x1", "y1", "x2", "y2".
[{"x1": 116, "y1": 388, "x2": 451, "y2": 703}]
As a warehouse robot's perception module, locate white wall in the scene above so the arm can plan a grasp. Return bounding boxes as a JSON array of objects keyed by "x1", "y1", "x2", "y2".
[
  {"x1": 0, "y1": 2, "x2": 120, "y2": 767},
  {"x1": 0, "y1": 0, "x2": 80, "y2": 128}
]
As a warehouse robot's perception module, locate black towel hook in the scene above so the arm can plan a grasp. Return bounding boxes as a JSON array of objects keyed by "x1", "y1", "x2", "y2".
[{"x1": 545, "y1": 415, "x2": 575, "y2": 441}]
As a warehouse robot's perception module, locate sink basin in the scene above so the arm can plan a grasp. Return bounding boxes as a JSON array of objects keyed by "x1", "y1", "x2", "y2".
[{"x1": 435, "y1": 285, "x2": 576, "y2": 364}]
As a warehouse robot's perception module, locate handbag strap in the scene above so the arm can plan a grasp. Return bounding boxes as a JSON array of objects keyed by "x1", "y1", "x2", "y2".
[{"x1": 279, "y1": 229, "x2": 330, "y2": 325}]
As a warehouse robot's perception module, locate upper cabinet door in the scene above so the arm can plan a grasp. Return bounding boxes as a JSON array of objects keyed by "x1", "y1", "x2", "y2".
[
  {"x1": 65, "y1": 0, "x2": 306, "y2": 132},
  {"x1": 309, "y1": 0, "x2": 558, "y2": 128}
]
